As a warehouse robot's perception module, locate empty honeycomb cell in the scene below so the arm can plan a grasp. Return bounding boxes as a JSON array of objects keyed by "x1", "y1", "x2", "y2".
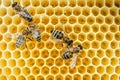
[
  {"x1": 73, "y1": 7, "x2": 81, "y2": 16},
  {"x1": 41, "y1": 49, "x2": 49, "y2": 58},
  {"x1": 41, "y1": 0, "x2": 49, "y2": 7},
  {"x1": 92, "y1": 57, "x2": 100, "y2": 66},
  {"x1": 83, "y1": 74, "x2": 91, "y2": 80},
  {"x1": 91, "y1": 40, "x2": 100, "y2": 49},
  {"x1": 102, "y1": 24, "x2": 111, "y2": 32},
  {"x1": 96, "y1": 16, "x2": 104, "y2": 24},
  {"x1": 87, "y1": 33, "x2": 95, "y2": 41},
  {"x1": 51, "y1": 16, "x2": 58, "y2": 25},
  {"x1": 115, "y1": 49, "x2": 120, "y2": 57},
  {"x1": 13, "y1": 50, "x2": 21, "y2": 59},
  {"x1": 79, "y1": 50, "x2": 86, "y2": 58},
  {"x1": 87, "y1": 66, "x2": 95, "y2": 74},
  {"x1": 55, "y1": 41, "x2": 63, "y2": 49},
  {"x1": 105, "y1": 49, "x2": 113, "y2": 58},
  {"x1": 105, "y1": 16, "x2": 113, "y2": 24},
  {"x1": 4, "y1": 67, "x2": 11, "y2": 75},
  {"x1": 69, "y1": 33, "x2": 77, "y2": 41},
  {"x1": 115, "y1": 16, "x2": 120, "y2": 25},
  {"x1": 0, "y1": 59, "x2": 6, "y2": 67},
  {"x1": 46, "y1": 24, "x2": 54, "y2": 33},
  {"x1": 8, "y1": 75, "x2": 16, "y2": 80},
  {"x1": 41, "y1": 66, "x2": 49, "y2": 75},
  {"x1": 37, "y1": 75, "x2": 45, "y2": 80},
  {"x1": 51, "y1": 66, "x2": 59, "y2": 75},
  {"x1": 3, "y1": 0, "x2": 11, "y2": 7},
  {"x1": 69, "y1": 16, "x2": 77, "y2": 24},
  {"x1": 105, "y1": 32, "x2": 113, "y2": 41},
  {"x1": 27, "y1": 7, "x2": 35, "y2": 16},
  {"x1": 31, "y1": 0, "x2": 40, "y2": 7},
  {"x1": 111, "y1": 74, "x2": 118, "y2": 80},
  {"x1": 111, "y1": 40, "x2": 118, "y2": 49},
  {"x1": 69, "y1": 0, "x2": 76, "y2": 7},
  {"x1": 59, "y1": 0, "x2": 68, "y2": 7},
  {"x1": 73, "y1": 24, "x2": 81, "y2": 33},
  {"x1": 101, "y1": 74, "x2": 109, "y2": 80},
  {"x1": 78, "y1": 16, "x2": 86, "y2": 24},
  {"x1": 110, "y1": 7, "x2": 117, "y2": 16},
  {"x1": 110, "y1": 24, "x2": 117, "y2": 33},
  {"x1": 27, "y1": 75, "x2": 35, "y2": 80},
  {"x1": 22, "y1": 50, "x2": 30, "y2": 58},
  {"x1": 4, "y1": 51, "x2": 11, "y2": 59},
  {"x1": 96, "y1": 32, "x2": 104, "y2": 41},
  {"x1": 0, "y1": 7, "x2": 7, "y2": 16},
  {"x1": 64, "y1": 7, "x2": 72, "y2": 16},
  {"x1": 78, "y1": 33, "x2": 86, "y2": 41},
  {"x1": 82, "y1": 58, "x2": 91, "y2": 66},
  {"x1": 50, "y1": 0, "x2": 58, "y2": 7},
  {"x1": 111, "y1": 58, "x2": 118, "y2": 66},
  {"x1": 50, "y1": 49, "x2": 59, "y2": 58},
  {"x1": 92, "y1": 74, "x2": 100, "y2": 80},
  {"x1": 114, "y1": 0, "x2": 120, "y2": 7},
  {"x1": 115, "y1": 66, "x2": 120, "y2": 74},
  {"x1": 55, "y1": 58, "x2": 63, "y2": 66},
  {"x1": 73, "y1": 74, "x2": 81, "y2": 80},
  {"x1": 8, "y1": 42, "x2": 16, "y2": 50},
  {"x1": 87, "y1": 16, "x2": 95, "y2": 24},
  {"x1": 82, "y1": 8, "x2": 90, "y2": 16},
  {"x1": 88, "y1": 50, "x2": 95, "y2": 58},
  {"x1": 0, "y1": 42, "x2": 7, "y2": 50},
  {"x1": 92, "y1": 24, "x2": 99, "y2": 32},
  {"x1": 0, "y1": 24, "x2": 7, "y2": 33},
  {"x1": 97, "y1": 66, "x2": 105, "y2": 74},
  {"x1": 32, "y1": 50, "x2": 40, "y2": 58},
  {"x1": 32, "y1": 66, "x2": 40, "y2": 75},
  {"x1": 18, "y1": 59, "x2": 25, "y2": 67},
  {"x1": 115, "y1": 32, "x2": 120, "y2": 41},
  {"x1": 46, "y1": 75, "x2": 54, "y2": 80},
  {"x1": 64, "y1": 59, "x2": 70, "y2": 66},
  {"x1": 0, "y1": 75, "x2": 7, "y2": 80},
  {"x1": 97, "y1": 49, "x2": 104, "y2": 58},
  {"x1": 9, "y1": 59, "x2": 16, "y2": 67},
  {"x1": 36, "y1": 59, "x2": 44, "y2": 67},
  {"x1": 87, "y1": 0, "x2": 94, "y2": 7},
  {"x1": 101, "y1": 7, "x2": 109, "y2": 16},
  {"x1": 33, "y1": 16, "x2": 40, "y2": 24},
  {"x1": 41, "y1": 16, "x2": 49, "y2": 25},
  {"x1": 27, "y1": 58, "x2": 35, "y2": 67},
  {"x1": 60, "y1": 15, "x2": 68, "y2": 24},
  {"x1": 101, "y1": 41, "x2": 109, "y2": 49},
  {"x1": 46, "y1": 58, "x2": 54, "y2": 66},
  {"x1": 46, "y1": 7, "x2": 54, "y2": 16},
  {"x1": 27, "y1": 41, "x2": 35, "y2": 50},
  {"x1": 92, "y1": 7, "x2": 99, "y2": 16},
  {"x1": 82, "y1": 41, "x2": 90, "y2": 49},
  {"x1": 64, "y1": 24, "x2": 72, "y2": 33},
  {"x1": 21, "y1": 0, "x2": 30, "y2": 7},
  {"x1": 0, "y1": 34, "x2": 3, "y2": 41},
  {"x1": 18, "y1": 75, "x2": 26, "y2": 80},
  {"x1": 105, "y1": 0, "x2": 113, "y2": 7},
  {"x1": 69, "y1": 67, "x2": 77, "y2": 74},
  {"x1": 55, "y1": 7, "x2": 63, "y2": 16},
  {"x1": 55, "y1": 74, "x2": 64, "y2": 80},
  {"x1": 96, "y1": 0, "x2": 104, "y2": 8},
  {"x1": 106, "y1": 66, "x2": 114, "y2": 74},
  {"x1": 65, "y1": 75, "x2": 72, "y2": 80},
  {"x1": 36, "y1": 7, "x2": 45, "y2": 14},
  {"x1": 38, "y1": 24, "x2": 45, "y2": 33},
  {"x1": 4, "y1": 16, "x2": 12, "y2": 25},
  {"x1": 60, "y1": 66, "x2": 68, "y2": 75},
  {"x1": 13, "y1": 67, "x2": 21, "y2": 75},
  {"x1": 77, "y1": 0, "x2": 85, "y2": 7},
  {"x1": 102, "y1": 57, "x2": 109, "y2": 66}
]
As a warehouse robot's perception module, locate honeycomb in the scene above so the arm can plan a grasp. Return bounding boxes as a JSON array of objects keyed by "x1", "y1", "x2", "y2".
[{"x1": 0, "y1": 0, "x2": 120, "y2": 80}]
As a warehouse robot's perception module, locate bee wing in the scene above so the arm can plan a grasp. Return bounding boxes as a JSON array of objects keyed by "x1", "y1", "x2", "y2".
[
  {"x1": 5, "y1": 33, "x2": 19, "y2": 38},
  {"x1": 70, "y1": 53, "x2": 78, "y2": 69},
  {"x1": 32, "y1": 29, "x2": 41, "y2": 41}
]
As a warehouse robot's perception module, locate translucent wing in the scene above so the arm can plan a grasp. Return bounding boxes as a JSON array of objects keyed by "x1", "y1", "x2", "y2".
[
  {"x1": 5, "y1": 33, "x2": 19, "y2": 38},
  {"x1": 70, "y1": 53, "x2": 78, "y2": 69}
]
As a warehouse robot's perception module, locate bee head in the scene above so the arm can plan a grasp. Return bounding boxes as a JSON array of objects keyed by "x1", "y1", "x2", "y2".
[
  {"x1": 12, "y1": 2, "x2": 17, "y2": 7},
  {"x1": 68, "y1": 40, "x2": 73, "y2": 45},
  {"x1": 78, "y1": 44, "x2": 83, "y2": 50}
]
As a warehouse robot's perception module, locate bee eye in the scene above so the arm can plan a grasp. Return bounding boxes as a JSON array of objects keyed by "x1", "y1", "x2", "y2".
[
  {"x1": 12, "y1": 2, "x2": 17, "y2": 7},
  {"x1": 50, "y1": 30, "x2": 53, "y2": 33}
]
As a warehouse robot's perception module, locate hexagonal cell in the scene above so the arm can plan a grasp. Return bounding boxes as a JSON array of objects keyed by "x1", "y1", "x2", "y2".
[
  {"x1": 32, "y1": 66, "x2": 40, "y2": 75},
  {"x1": 50, "y1": 49, "x2": 59, "y2": 58},
  {"x1": 101, "y1": 41, "x2": 109, "y2": 49},
  {"x1": 96, "y1": 32, "x2": 104, "y2": 41},
  {"x1": 8, "y1": 42, "x2": 16, "y2": 50},
  {"x1": 41, "y1": 0, "x2": 49, "y2": 7},
  {"x1": 110, "y1": 74, "x2": 118, "y2": 80},
  {"x1": 105, "y1": 16, "x2": 113, "y2": 24},
  {"x1": 97, "y1": 49, "x2": 104, "y2": 58},
  {"x1": 115, "y1": 49, "x2": 120, "y2": 57},
  {"x1": 13, "y1": 67, "x2": 21, "y2": 75},
  {"x1": 55, "y1": 7, "x2": 63, "y2": 16},
  {"x1": 114, "y1": 16, "x2": 120, "y2": 25},
  {"x1": 32, "y1": 15, "x2": 40, "y2": 24},
  {"x1": 91, "y1": 40, "x2": 100, "y2": 49},
  {"x1": 55, "y1": 41, "x2": 63, "y2": 49},
  {"x1": 105, "y1": 0, "x2": 113, "y2": 7},
  {"x1": 64, "y1": 24, "x2": 72, "y2": 33},
  {"x1": 60, "y1": 15, "x2": 68, "y2": 24},
  {"x1": 115, "y1": 32, "x2": 120, "y2": 41},
  {"x1": 73, "y1": 7, "x2": 81, "y2": 16},
  {"x1": 111, "y1": 57, "x2": 118, "y2": 66},
  {"x1": 82, "y1": 41, "x2": 90, "y2": 49},
  {"x1": 92, "y1": 24, "x2": 99, "y2": 32},
  {"x1": 110, "y1": 24, "x2": 117, "y2": 33},
  {"x1": 88, "y1": 50, "x2": 95, "y2": 58},
  {"x1": 92, "y1": 57, "x2": 100, "y2": 66},
  {"x1": 82, "y1": 58, "x2": 91, "y2": 66},
  {"x1": 59, "y1": 0, "x2": 68, "y2": 7},
  {"x1": 27, "y1": 75, "x2": 35, "y2": 80},
  {"x1": 87, "y1": 0, "x2": 94, "y2": 7},
  {"x1": 51, "y1": 66, "x2": 59, "y2": 75},
  {"x1": 13, "y1": 16, "x2": 21, "y2": 24},
  {"x1": 87, "y1": 16, "x2": 95, "y2": 24},
  {"x1": 21, "y1": 0, "x2": 30, "y2": 7},
  {"x1": 32, "y1": 50, "x2": 40, "y2": 58},
  {"x1": 92, "y1": 7, "x2": 99, "y2": 16},
  {"x1": 23, "y1": 67, "x2": 31, "y2": 76},
  {"x1": 102, "y1": 57, "x2": 109, "y2": 66},
  {"x1": 96, "y1": 16, "x2": 104, "y2": 24},
  {"x1": 105, "y1": 49, "x2": 113, "y2": 58},
  {"x1": 4, "y1": 51, "x2": 11, "y2": 59},
  {"x1": 97, "y1": 66, "x2": 105, "y2": 74},
  {"x1": 77, "y1": 0, "x2": 85, "y2": 7},
  {"x1": 37, "y1": 75, "x2": 45, "y2": 80},
  {"x1": 114, "y1": 0, "x2": 120, "y2": 7},
  {"x1": 13, "y1": 50, "x2": 21, "y2": 59},
  {"x1": 18, "y1": 59, "x2": 25, "y2": 67},
  {"x1": 4, "y1": 67, "x2": 11, "y2": 75},
  {"x1": 105, "y1": 32, "x2": 113, "y2": 41},
  {"x1": 31, "y1": 0, "x2": 40, "y2": 7},
  {"x1": 36, "y1": 7, "x2": 45, "y2": 14},
  {"x1": 73, "y1": 74, "x2": 81, "y2": 80},
  {"x1": 4, "y1": 16, "x2": 12, "y2": 25},
  {"x1": 92, "y1": 74, "x2": 100, "y2": 80},
  {"x1": 87, "y1": 66, "x2": 95, "y2": 74},
  {"x1": 82, "y1": 7, "x2": 90, "y2": 16},
  {"x1": 106, "y1": 66, "x2": 114, "y2": 74},
  {"x1": 0, "y1": 34, "x2": 3, "y2": 41},
  {"x1": 73, "y1": 24, "x2": 81, "y2": 33},
  {"x1": 101, "y1": 7, "x2": 109, "y2": 16},
  {"x1": 115, "y1": 66, "x2": 120, "y2": 74},
  {"x1": 36, "y1": 59, "x2": 44, "y2": 67},
  {"x1": 69, "y1": 33, "x2": 77, "y2": 41},
  {"x1": 82, "y1": 24, "x2": 90, "y2": 33},
  {"x1": 69, "y1": 67, "x2": 77, "y2": 74},
  {"x1": 0, "y1": 24, "x2": 8, "y2": 33},
  {"x1": 3, "y1": 0, "x2": 11, "y2": 7},
  {"x1": 78, "y1": 16, "x2": 86, "y2": 24},
  {"x1": 60, "y1": 66, "x2": 68, "y2": 75},
  {"x1": 55, "y1": 58, "x2": 63, "y2": 66},
  {"x1": 8, "y1": 59, "x2": 16, "y2": 67},
  {"x1": 27, "y1": 58, "x2": 35, "y2": 67},
  {"x1": 27, "y1": 7, "x2": 35, "y2": 16},
  {"x1": 110, "y1": 7, "x2": 117, "y2": 16},
  {"x1": 46, "y1": 58, "x2": 54, "y2": 67},
  {"x1": 8, "y1": 75, "x2": 16, "y2": 80},
  {"x1": 50, "y1": 0, "x2": 58, "y2": 7},
  {"x1": 64, "y1": 7, "x2": 72, "y2": 16},
  {"x1": 0, "y1": 7, "x2": 7, "y2": 16},
  {"x1": 46, "y1": 75, "x2": 54, "y2": 80},
  {"x1": 83, "y1": 74, "x2": 91, "y2": 80},
  {"x1": 41, "y1": 66, "x2": 49, "y2": 75},
  {"x1": 0, "y1": 41, "x2": 7, "y2": 50},
  {"x1": 46, "y1": 7, "x2": 54, "y2": 16},
  {"x1": 110, "y1": 40, "x2": 118, "y2": 49},
  {"x1": 0, "y1": 75, "x2": 7, "y2": 80},
  {"x1": 69, "y1": 15, "x2": 77, "y2": 24},
  {"x1": 18, "y1": 75, "x2": 26, "y2": 80},
  {"x1": 87, "y1": 32, "x2": 95, "y2": 41},
  {"x1": 65, "y1": 75, "x2": 72, "y2": 80},
  {"x1": 51, "y1": 16, "x2": 58, "y2": 25},
  {"x1": 55, "y1": 74, "x2": 64, "y2": 80},
  {"x1": 96, "y1": 0, "x2": 104, "y2": 8},
  {"x1": 100, "y1": 24, "x2": 108, "y2": 33},
  {"x1": 69, "y1": 0, "x2": 76, "y2": 7},
  {"x1": 22, "y1": 50, "x2": 30, "y2": 58},
  {"x1": 101, "y1": 74, "x2": 109, "y2": 80},
  {"x1": 0, "y1": 17, "x2": 2, "y2": 25},
  {"x1": 41, "y1": 15, "x2": 49, "y2": 25}
]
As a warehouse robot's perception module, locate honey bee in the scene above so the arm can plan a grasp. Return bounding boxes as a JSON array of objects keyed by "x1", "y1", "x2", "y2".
[
  {"x1": 62, "y1": 44, "x2": 83, "y2": 68},
  {"x1": 12, "y1": 1, "x2": 33, "y2": 22},
  {"x1": 51, "y1": 30, "x2": 73, "y2": 47}
]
